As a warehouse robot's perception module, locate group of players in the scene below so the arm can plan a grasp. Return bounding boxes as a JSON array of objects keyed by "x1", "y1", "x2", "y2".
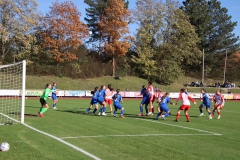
[
  {"x1": 85, "y1": 84, "x2": 125, "y2": 118},
  {"x1": 37, "y1": 81, "x2": 225, "y2": 121},
  {"x1": 138, "y1": 82, "x2": 225, "y2": 121}
]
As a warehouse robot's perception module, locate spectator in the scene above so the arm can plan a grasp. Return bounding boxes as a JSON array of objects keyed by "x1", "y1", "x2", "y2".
[
  {"x1": 126, "y1": 88, "x2": 129, "y2": 91},
  {"x1": 114, "y1": 75, "x2": 120, "y2": 80},
  {"x1": 155, "y1": 86, "x2": 159, "y2": 92},
  {"x1": 227, "y1": 89, "x2": 232, "y2": 94}
]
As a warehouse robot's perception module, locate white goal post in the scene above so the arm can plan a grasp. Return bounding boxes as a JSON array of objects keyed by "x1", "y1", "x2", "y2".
[{"x1": 0, "y1": 60, "x2": 26, "y2": 125}]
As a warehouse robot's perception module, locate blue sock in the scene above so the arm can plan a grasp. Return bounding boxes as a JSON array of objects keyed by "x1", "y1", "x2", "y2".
[
  {"x1": 99, "y1": 108, "x2": 103, "y2": 113},
  {"x1": 140, "y1": 106, "x2": 143, "y2": 113},
  {"x1": 53, "y1": 103, "x2": 56, "y2": 108},
  {"x1": 145, "y1": 107, "x2": 148, "y2": 114},
  {"x1": 164, "y1": 113, "x2": 169, "y2": 117},
  {"x1": 114, "y1": 110, "x2": 117, "y2": 115},
  {"x1": 93, "y1": 108, "x2": 97, "y2": 113},
  {"x1": 121, "y1": 109, "x2": 124, "y2": 115},
  {"x1": 156, "y1": 112, "x2": 162, "y2": 119},
  {"x1": 103, "y1": 106, "x2": 106, "y2": 112}
]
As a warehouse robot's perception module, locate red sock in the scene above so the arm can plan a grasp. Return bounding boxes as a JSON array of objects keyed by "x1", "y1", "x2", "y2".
[
  {"x1": 176, "y1": 113, "x2": 180, "y2": 120},
  {"x1": 186, "y1": 114, "x2": 190, "y2": 121},
  {"x1": 149, "y1": 108, "x2": 152, "y2": 112},
  {"x1": 218, "y1": 112, "x2": 220, "y2": 116},
  {"x1": 152, "y1": 107, "x2": 154, "y2": 113}
]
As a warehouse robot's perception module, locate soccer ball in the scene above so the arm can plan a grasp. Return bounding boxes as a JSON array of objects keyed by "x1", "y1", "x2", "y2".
[{"x1": 0, "y1": 142, "x2": 10, "y2": 151}]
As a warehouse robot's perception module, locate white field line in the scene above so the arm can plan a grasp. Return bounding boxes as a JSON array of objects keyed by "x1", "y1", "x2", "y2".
[
  {"x1": 61, "y1": 133, "x2": 213, "y2": 139},
  {"x1": 135, "y1": 118, "x2": 222, "y2": 136},
  {"x1": 0, "y1": 113, "x2": 101, "y2": 160}
]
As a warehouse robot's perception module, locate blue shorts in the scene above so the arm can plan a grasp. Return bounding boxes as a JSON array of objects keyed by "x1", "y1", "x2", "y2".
[
  {"x1": 97, "y1": 98, "x2": 105, "y2": 104},
  {"x1": 141, "y1": 97, "x2": 150, "y2": 105},
  {"x1": 160, "y1": 106, "x2": 170, "y2": 112},
  {"x1": 114, "y1": 103, "x2": 123, "y2": 109},
  {"x1": 52, "y1": 94, "x2": 57, "y2": 100},
  {"x1": 90, "y1": 99, "x2": 98, "y2": 105},
  {"x1": 201, "y1": 102, "x2": 210, "y2": 109}
]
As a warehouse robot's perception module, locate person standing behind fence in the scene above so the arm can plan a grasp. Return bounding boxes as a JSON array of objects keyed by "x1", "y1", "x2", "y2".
[
  {"x1": 112, "y1": 89, "x2": 125, "y2": 118},
  {"x1": 51, "y1": 83, "x2": 58, "y2": 109}
]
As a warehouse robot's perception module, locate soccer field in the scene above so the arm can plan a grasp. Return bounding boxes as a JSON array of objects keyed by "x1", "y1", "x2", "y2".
[{"x1": 1, "y1": 98, "x2": 240, "y2": 160}]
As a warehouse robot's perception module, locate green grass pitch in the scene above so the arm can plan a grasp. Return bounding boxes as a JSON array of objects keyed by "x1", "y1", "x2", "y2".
[{"x1": 1, "y1": 98, "x2": 240, "y2": 160}]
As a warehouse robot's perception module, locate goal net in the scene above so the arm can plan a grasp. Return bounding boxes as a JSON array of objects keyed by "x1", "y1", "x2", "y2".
[{"x1": 0, "y1": 60, "x2": 26, "y2": 125}]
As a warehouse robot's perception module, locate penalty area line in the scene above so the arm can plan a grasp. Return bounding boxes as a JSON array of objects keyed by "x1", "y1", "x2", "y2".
[
  {"x1": 0, "y1": 113, "x2": 101, "y2": 160},
  {"x1": 135, "y1": 118, "x2": 222, "y2": 136},
  {"x1": 61, "y1": 133, "x2": 214, "y2": 139}
]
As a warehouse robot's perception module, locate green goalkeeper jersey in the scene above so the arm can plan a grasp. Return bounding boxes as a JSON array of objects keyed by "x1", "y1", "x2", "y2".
[{"x1": 41, "y1": 88, "x2": 54, "y2": 100}]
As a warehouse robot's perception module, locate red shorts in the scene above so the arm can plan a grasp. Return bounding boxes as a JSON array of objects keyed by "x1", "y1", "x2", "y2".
[
  {"x1": 105, "y1": 99, "x2": 112, "y2": 105},
  {"x1": 179, "y1": 105, "x2": 190, "y2": 111},
  {"x1": 214, "y1": 104, "x2": 224, "y2": 109},
  {"x1": 150, "y1": 95, "x2": 155, "y2": 102}
]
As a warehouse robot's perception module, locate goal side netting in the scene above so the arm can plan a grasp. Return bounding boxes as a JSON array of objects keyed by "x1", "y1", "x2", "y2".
[{"x1": 0, "y1": 60, "x2": 26, "y2": 125}]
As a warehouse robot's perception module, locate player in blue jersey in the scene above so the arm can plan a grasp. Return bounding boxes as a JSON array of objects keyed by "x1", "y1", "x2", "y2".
[
  {"x1": 85, "y1": 87, "x2": 99, "y2": 115},
  {"x1": 97, "y1": 85, "x2": 107, "y2": 116},
  {"x1": 199, "y1": 89, "x2": 211, "y2": 116},
  {"x1": 155, "y1": 92, "x2": 173, "y2": 120},
  {"x1": 138, "y1": 85, "x2": 150, "y2": 116},
  {"x1": 51, "y1": 83, "x2": 58, "y2": 109},
  {"x1": 112, "y1": 89, "x2": 125, "y2": 118}
]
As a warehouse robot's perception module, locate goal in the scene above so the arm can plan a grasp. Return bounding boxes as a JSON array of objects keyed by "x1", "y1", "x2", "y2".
[{"x1": 0, "y1": 60, "x2": 26, "y2": 125}]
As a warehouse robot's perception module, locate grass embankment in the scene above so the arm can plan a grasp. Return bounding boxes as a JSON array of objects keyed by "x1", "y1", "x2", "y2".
[{"x1": 26, "y1": 75, "x2": 240, "y2": 93}]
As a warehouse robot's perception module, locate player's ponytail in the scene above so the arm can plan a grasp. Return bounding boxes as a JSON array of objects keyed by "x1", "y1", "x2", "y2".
[{"x1": 114, "y1": 89, "x2": 120, "y2": 101}]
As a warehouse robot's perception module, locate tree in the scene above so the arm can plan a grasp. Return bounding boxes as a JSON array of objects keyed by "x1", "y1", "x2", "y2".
[
  {"x1": 181, "y1": 0, "x2": 239, "y2": 53},
  {"x1": 98, "y1": 0, "x2": 133, "y2": 76},
  {"x1": 131, "y1": 0, "x2": 165, "y2": 79},
  {"x1": 84, "y1": 0, "x2": 129, "y2": 54},
  {"x1": 0, "y1": 0, "x2": 39, "y2": 64},
  {"x1": 42, "y1": 1, "x2": 88, "y2": 63},
  {"x1": 132, "y1": 0, "x2": 201, "y2": 84}
]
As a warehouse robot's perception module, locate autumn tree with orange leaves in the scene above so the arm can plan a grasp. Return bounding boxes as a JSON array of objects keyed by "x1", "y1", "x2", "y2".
[
  {"x1": 42, "y1": 1, "x2": 89, "y2": 63},
  {"x1": 98, "y1": 0, "x2": 134, "y2": 76}
]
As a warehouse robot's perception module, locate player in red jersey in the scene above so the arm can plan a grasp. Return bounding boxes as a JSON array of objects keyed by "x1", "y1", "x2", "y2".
[
  {"x1": 175, "y1": 88, "x2": 197, "y2": 122},
  {"x1": 147, "y1": 81, "x2": 155, "y2": 116},
  {"x1": 209, "y1": 89, "x2": 225, "y2": 119},
  {"x1": 105, "y1": 84, "x2": 114, "y2": 114}
]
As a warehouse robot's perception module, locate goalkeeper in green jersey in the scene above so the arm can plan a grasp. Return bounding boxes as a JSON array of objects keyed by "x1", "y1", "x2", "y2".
[{"x1": 38, "y1": 84, "x2": 55, "y2": 117}]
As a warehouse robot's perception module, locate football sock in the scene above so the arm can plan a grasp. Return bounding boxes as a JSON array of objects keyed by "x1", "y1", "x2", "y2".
[
  {"x1": 156, "y1": 112, "x2": 161, "y2": 119},
  {"x1": 149, "y1": 108, "x2": 152, "y2": 113},
  {"x1": 152, "y1": 107, "x2": 154, "y2": 113},
  {"x1": 121, "y1": 110, "x2": 124, "y2": 115},
  {"x1": 39, "y1": 107, "x2": 42, "y2": 112},
  {"x1": 87, "y1": 108, "x2": 91, "y2": 111},
  {"x1": 176, "y1": 113, "x2": 180, "y2": 120},
  {"x1": 99, "y1": 108, "x2": 103, "y2": 113},
  {"x1": 217, "y1": 111, "x2": 220, "y2": 116},
  {"x1": 185, "y1": 113, "x2": 190, "y2": 121},
  {"x1": 93, "y1": 108, "x2": 97, "y2": 113},
  {"x1": 145, "y1": 107, "x2": 148, "y2": 114},
  {"x1": 41, "y1": 108, "x2": 48, "y2": 114},
  {"x1": 164, "y1": 113, "x2": 169, "y2": 117},
  {"x1": 200, "y1": 109, "x2": 203, "y2": 113},
  {"x1": 103, "y1": 106, "x2": 106, "y2": 112},
  {"x1": 140, "y1": 106, "x2": 143, "y2": 113},
  {"x1": 114, "y1": 110, "x2": 117, "y2": 115}
]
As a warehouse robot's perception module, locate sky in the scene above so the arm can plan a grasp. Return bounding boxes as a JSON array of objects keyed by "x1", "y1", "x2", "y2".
[{"x1": 36, "y1": 0, "x2": 240, "y2": 37}]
